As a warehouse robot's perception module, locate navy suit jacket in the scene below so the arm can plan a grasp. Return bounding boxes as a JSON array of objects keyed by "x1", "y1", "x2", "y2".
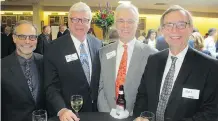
[{"x1": 44, "y1": 34, "x2": 102, "y2": 116}]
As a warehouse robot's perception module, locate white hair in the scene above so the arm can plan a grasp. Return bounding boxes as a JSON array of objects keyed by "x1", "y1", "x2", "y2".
[
  {"x1": 68, "y1": 2, "x2": 92, "y2": 20},
  {"x1": 115, "y1": 3, "x2": 139, "y2": 23}
]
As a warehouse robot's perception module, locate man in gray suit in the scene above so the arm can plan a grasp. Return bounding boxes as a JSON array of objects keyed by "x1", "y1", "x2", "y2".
[{"x1": 98, "y1": 3, "x2": 157, "y2": 115}]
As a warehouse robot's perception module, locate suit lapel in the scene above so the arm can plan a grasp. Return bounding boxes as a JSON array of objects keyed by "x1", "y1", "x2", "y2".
[
  {"x1": 125, "y1": 41, "x2": 141, "y2": 90},
  {"x1": 87, "y1": 35, "x2": 95, "y2": 64},
  {"x1": 105, "y1": 42, "x2": 118, "y2": 104},
  {"x1": 33, "y1": 53, "x2": 43, "y2": 104},
  {"x1": 61, "y1": 34, "x2": 89, "y2": 86},
  {"x1": 168, "y1": 48, "x2": 193, "y2": 104},
  {"x1": 10, "y1": 53, "x2": 35, "y2": 103}
]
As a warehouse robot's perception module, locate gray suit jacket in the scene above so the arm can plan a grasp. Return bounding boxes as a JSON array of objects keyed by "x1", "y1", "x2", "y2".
[{"x1": 98, "y1": 40, "x2": 157, "y2": 114}]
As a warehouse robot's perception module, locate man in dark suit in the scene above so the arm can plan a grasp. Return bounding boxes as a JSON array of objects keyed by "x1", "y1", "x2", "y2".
[
  {"x1": 134, "y1": 5, "x2": 218, "y2": 121},
  {"x1": 1, "y1": 26, "x2": 16, "y2": 58},
  {"x1": 57, "y1": 25, "x2": 66, "y2": 38},
  {"x1": 44, "y1": 2, "x2": 102, "y2": 121},
  {"x1": 34, "y1": 25, "x2": 51, "y2": 54},
  {"x1": 1, "y1": 20, "x2": 45, "y2": 121}
]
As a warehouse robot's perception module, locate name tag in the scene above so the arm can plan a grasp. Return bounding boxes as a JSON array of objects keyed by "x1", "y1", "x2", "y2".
[
  {"x1": 106, "y1": 50, "x2": 116, "y2": 60},
  {"x1": 182, "y1": 88, "x2": 200, "y2": 99},
  {"x1": 65, "y1": 53, "x2": 78, "y2": 62}
]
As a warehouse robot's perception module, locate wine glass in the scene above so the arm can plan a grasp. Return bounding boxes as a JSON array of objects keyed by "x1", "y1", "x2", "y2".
[
  {"x1": 32, "y1": 109, "x2": 47, "y2": 121},
  {"x1": 140, "y1": 111, "x2": 155, "y2": 121},
  {"x1": 71, "y1": 95, "x2": 83, "y2": 118}
]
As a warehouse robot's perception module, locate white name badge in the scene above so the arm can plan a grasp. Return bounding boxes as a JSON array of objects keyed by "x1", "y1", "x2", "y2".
[
  {"x1": 65, "y1": 53, "x2": 78, "y2": 62},
  {"x1": 106, "y1": 50, "x2": 116, "y2": 60},
  {"x1": 182, "y1": 88, "x2": 200, "y2": 99}
]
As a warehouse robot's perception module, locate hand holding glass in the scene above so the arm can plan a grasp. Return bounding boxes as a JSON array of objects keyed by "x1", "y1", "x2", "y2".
[{"x1": 71, "y1": 95, "x2": 83, "y2": 117}]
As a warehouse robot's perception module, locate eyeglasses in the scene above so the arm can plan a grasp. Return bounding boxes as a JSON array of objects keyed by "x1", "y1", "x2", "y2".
[
  {"x1": 70, "y1": 17, "x2": 90, "y2": 24},
  {"x1": 116, "y1": 19, "x2": 136, "y2": 25},
  {"x1": 15, "y1": 34, "x2": 38, "y2": 41},
  {"x1": 162, "y1": 22, "x2": 190, "y2": 30}
]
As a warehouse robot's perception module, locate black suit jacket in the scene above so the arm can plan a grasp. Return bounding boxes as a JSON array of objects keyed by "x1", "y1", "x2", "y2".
[
  {"x1": 34, "y1": 33, "x2": 51, "y2": 54},
  {"x1": 134, "y1": 48, "x2": 218, "y2": 121},
  {"x1": 1, "y1": 52, "x2": 45, "y2": 121},
  {"x1": 57, "y1": 31, "x2": 64, "y2": 38},
  {"x1": 1, "y1": 33, "x2": 16, "y2": 58},
  {"x1": 44, "y1": 34, "x2": 102, "y2": 116}
]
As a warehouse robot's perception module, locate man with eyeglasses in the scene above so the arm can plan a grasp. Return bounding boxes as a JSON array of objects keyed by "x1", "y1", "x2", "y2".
[
  {"x1": 134, "y1": 5, "x2": 218, "y2": 121},
  {"x1": 44, "y1": 2, "x2": 102, "y2": 121},
  {"x1": 97, "y1": 3, "x2": 157, "y2": 117},
  {"x1": 1, "y1": 20, "x2": 45, "y2": 121}
]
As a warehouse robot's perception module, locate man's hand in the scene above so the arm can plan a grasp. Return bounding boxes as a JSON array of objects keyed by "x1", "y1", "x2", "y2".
[
  {"x1": 59, "y1": 108, "x2": 80, "y2": 121},
  {"x1": 134, "y1": 117, "x2": 149, "y2": 121}
]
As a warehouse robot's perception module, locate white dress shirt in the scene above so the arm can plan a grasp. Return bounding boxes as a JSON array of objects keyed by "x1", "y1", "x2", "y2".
[
  {"x1": 115, "y1": 38, "x2": 136, "y2": 78},
  {"x1": 148, "y1": 39, "x2": 156, "y2": 49},
  {"x1": 70, "y1": 34, "x2": 92, "y2": 79},
  {"x1": 203, "y1": 36, "x2": 218, "y2": 58},
  {"x1": 159, "y1": 46, "x2": 188, "y2": 95}
]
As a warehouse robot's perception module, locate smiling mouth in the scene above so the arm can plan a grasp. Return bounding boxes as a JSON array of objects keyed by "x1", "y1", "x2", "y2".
[{"x1": 170, "y1": 36, "x2": 181, "y2": 39}]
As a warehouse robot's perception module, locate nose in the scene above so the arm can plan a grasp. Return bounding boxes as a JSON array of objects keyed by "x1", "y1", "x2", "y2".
[
  {"x1": 123, "y1": 21, "x2": 129, "y2": 28},
  {"x1": 171, "y1": 24, "x2": 178, "y2": 33},
  {"x1": 24, "y1": 38, "x2": 31, "y2": 44}
]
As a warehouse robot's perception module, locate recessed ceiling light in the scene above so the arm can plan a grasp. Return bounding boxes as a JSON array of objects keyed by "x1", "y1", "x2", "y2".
[{"x1": 118, "y1": 1, "x2": 131, "y2": 4}]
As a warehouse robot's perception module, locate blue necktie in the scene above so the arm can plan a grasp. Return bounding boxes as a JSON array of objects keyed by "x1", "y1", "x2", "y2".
[
  {"x1": 156, "y1": 56, "x2": 178, "y2": 121},
  {"x1": 80, "y1": 43, "x2": 91, "y2": 85},
  {"x1": 24, "y1": 60, "x2": 36, "y2": 101}
]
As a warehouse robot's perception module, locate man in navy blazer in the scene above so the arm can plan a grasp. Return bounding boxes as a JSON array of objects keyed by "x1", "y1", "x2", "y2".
[
  {"x1": 134, "y1": 5, "x2": 218, "y2": 121},
  {"x1": 44, "y1": 2, "x2": 102, "y2": 121}
]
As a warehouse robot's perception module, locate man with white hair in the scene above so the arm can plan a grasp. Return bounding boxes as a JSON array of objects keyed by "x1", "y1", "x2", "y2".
[
  {"x1": 44, "y1": 2, "x2": 102, "y2": 121},
  {"x1": 97, "y1": 3, "x2": 156, "y2": 115}
]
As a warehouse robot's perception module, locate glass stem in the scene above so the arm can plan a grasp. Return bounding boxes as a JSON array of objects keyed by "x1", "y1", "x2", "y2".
[{"x1": 75, "y1": 111, "x2": 80, "y2": 118}]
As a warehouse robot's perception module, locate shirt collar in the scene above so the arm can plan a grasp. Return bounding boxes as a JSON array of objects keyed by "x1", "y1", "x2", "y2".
[
  {"x1": 70, "y1": 34, "x2": 88, "y2": 46},
  {"x1": 168, "y1": 45, "x2": 189, "y2": 61},
  {"x1": 16, "y1": 52, "x2": 34, "y2": 66},
  {"x1": 118, "y1": 38, "x2": 136, "y2": 49}
]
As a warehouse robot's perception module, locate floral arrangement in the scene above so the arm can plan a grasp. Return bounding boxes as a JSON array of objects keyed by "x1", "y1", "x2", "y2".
[{"x1": 94, "y1": 2, "x2": 114, "y2": 31}]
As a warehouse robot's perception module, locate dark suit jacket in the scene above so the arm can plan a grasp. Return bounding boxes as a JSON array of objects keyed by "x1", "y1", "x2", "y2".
[
  {"x1": 134, "y1": 47, "x2": 218, "y2": 121},
  {"x1": 1, "y1": 33, "x2": 16, "y2": 58},
  {"x1": 44, "y1": 34, "x2": 102, "y2": 116},
  {"x1": 57, "y1": 31, "x2": 64, "y2": 38},
  {"x1": 63, "y1": 29, "x2": 70, "y2": 35},
  {"x1": 34, "y1": 33, "x2": 51, "y2": 54},
  {"x1": 1, "y1": 52, "x2": 45, "y2": 121}
]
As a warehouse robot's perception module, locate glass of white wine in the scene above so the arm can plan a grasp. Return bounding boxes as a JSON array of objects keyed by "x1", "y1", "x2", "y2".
[{"x1": 71, "y1": 95, "x2": 83, "y2": 118}]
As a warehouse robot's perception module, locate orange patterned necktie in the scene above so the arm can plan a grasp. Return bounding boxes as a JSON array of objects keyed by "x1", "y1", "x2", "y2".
[{"x1": 115, "y1": 44, "x2": 128, "y2": 98}]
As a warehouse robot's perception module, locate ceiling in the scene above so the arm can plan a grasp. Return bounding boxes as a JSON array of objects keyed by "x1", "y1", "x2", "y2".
[{"x1": 1, "y1": 0, "x2": 218, "y2": 13}]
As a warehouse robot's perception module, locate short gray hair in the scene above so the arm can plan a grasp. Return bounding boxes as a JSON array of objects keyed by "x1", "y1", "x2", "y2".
[
  {"x1": 160, "y1": 5, "x2": 193, "y2": 27},
  {"x1": 13, "y1": 20, "x2": 37, "y2": 35},
  {"x1": 68, "y1": 2, "x2": 92, "y2": 20},
  {"x1": 115, "y1": 3, "x2": 139, "y2": 23}
]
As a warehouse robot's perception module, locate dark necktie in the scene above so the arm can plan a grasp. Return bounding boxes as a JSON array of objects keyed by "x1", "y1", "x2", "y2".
[
  {"x1": 24, "y1": 60, "x2": 36, "y2": 101},
  {"x1": 156, "y1": 56, "x2": 178, "y2": 121},
  {"x1": 80, "y1": 43, "x2": 91, "y2": 85}
]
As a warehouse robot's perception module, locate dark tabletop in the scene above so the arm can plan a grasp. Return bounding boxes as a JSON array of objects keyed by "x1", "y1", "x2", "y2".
[{"x1": 48, "y1": 112, "x2": 134, "y2": 121}]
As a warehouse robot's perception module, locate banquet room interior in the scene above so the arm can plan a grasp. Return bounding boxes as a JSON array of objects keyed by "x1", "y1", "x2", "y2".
[{"x1": 1, "y1": 0, "x2": 218, "y2": 41}]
